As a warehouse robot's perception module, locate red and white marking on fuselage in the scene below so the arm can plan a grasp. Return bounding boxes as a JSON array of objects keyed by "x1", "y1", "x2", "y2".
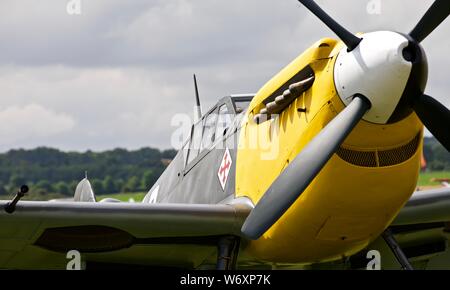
[{"x1": 218, "y1": 148, "x2": 232, "y2": 190}]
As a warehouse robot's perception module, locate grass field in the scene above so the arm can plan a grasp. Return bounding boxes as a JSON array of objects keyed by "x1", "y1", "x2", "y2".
[
  {"x1": 417, "y1": 171, "x2": 450, "y2": 186},
  {"x1": 1, "y1": 171, "x2": 448, "y2": 202},
  {"x1": 97, "y1": 192, "x2": 146, "y2": 202}
]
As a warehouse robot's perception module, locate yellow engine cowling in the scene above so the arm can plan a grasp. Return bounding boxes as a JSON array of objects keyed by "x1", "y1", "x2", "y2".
[{"x1": 235, "y1": 38, "x2": 422, "y2": 263}]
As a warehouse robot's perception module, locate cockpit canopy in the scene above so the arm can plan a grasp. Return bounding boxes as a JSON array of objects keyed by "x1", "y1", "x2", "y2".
[{"x1": 182, "y1": 95, "x2": 253, "y2": 168}]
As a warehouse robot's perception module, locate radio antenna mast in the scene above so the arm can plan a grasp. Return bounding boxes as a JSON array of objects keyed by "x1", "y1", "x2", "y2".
[{"x1": 193, "y1": 74, "x2": 202, "y2": 122}]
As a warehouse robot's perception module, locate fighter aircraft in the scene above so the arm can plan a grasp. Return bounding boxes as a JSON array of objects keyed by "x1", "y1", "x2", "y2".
[{"x1": 0, "y1": 0, "x2": 449, "y2": 270}]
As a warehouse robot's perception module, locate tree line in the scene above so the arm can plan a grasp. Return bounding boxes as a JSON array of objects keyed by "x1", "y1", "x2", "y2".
[
  {"x1": 0, "y1": 147, "x2": 177, "y2": 198},
  {"x1": 0, "y1": 136, "x2": 447, "y2": 198},
  {"x1": 423, "y1": 137, "x2": 450, "y2": 171}
]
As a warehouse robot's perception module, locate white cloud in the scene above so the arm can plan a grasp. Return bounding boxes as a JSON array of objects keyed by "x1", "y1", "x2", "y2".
[
  {"x1": 0, "y1": 0, "x2": 447, "y2": 151},
  {"x1": 0, "y1": 64, "x2": 265, "y2": 151},
  {"x1": 0, "y1": 104, "x2": 75, "y2": 147}
]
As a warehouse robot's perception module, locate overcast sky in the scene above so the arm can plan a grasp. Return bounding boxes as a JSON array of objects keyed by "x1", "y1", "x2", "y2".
[{"x1": 0, "y1": 0, "x2": 447, "y2": 152}]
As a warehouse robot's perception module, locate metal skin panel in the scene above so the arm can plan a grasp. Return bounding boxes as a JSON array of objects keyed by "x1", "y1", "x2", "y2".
[
  {"x1": 235, "y1": 37, "x2": 425, "y2": 263},
  {"x1": 241, "y1": 96, "x2": 371, "y2": 240},
  {"x1": 0, "y1": 36, "x2": 448, "y2": 269},
  {"x1": 393, "y1": 188, "x2": 450, "y2": 225},
  {"x1": 0, "y1": 202, "x2": 251, "y2": 237},
  {"x1": 144, "y1": 97, "x2": 247, "y2": 205},
  {"x1": 0, "y1": 201, "x2": 251, "y2": 269}
]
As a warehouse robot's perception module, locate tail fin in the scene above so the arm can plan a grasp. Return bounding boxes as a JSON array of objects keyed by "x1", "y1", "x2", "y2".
[{"x1": 74, "y1": 176, "x2": 96, "y2": 202}]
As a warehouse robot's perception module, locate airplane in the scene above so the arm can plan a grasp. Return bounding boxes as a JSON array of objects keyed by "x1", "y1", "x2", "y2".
[{"x1": 0, "y1": 0, "x2": 449, "y2": 270}]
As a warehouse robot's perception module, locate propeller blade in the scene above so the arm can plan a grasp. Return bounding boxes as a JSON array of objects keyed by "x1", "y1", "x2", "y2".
[
  {"x1": 409, "y1": 0, "x2": 450, "y2": 43},
  {"x1": 297, "y1": 0, "x2": 361, "y2": 51},
  {"x1": 241, "y1": 95, "x2": 371, "y2": 239},
  {"x1": 412, "y1": 94, "x2": 450, "y2": 151}
]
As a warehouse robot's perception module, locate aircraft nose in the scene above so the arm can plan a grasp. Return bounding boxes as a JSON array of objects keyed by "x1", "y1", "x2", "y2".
[
  {"x1": 333, "y1": 31, "x2": 428, "y2": 125},
  {"x1": 388, "y1": 37, "x2": 428, "y2": 123}
]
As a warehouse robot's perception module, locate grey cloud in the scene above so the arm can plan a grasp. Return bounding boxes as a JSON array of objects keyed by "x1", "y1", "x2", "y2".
[{"x1": 0, "y1": 0, "x2": 448, "y2": 151}]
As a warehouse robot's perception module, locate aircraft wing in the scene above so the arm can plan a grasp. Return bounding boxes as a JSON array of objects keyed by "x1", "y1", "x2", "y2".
[
  {"x1": 2, "y1": 188, "x2": 450, "y2": 270},
  {"x1": 0, "y1": 200, "x2": 252, "y2": 269},
  {"x1": 366, "y1": 187, "x2": 450, "y2": 270},
  {"x1": 393, "y1": 187, "x2": 450, "y2": 226}
]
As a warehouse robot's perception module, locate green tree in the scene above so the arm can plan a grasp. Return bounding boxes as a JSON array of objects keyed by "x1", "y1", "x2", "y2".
[
  {"x1": 141, "y1": 170, "x2": 156, "y2": 191},
  {"x1": 124, "y1": 176, "x2": 140, "y2": 193},
  {"x1": 69, "y1": 181, "x2": 78, "y2": 194},
  {"x1": 91, "y1": 179, "x2": 104, "y2": 195},
  {"x1": 430, "y1": 160, "x2": 445, "y2": 171},
  {"x1": 114, "y1": 179, "x2": 125, "y2": 193},
  {"x1": 102, "y1": 176, "x2": 116, "y2": 194},
  {"x1": 54, "y1": 181, "x2": 70, "y2": 196},
  {"x1": 36, "y1": 180, "x2": 52, "y2": 193},
  {"x1": 9, "y1": 174, "x2": 26, "y2": 190},
  {"x1": 162, "y1": 149, "x2": 177, "y2": 159},
  {"x1": 0, "y1": 146, "x2": 172, "y2": 198},
  {"x1": 0, "y1": 182, "x2": 8, "y2": 196},
  {"x1": 431, "y1": 144, "x2": 450, "y2": 170}
]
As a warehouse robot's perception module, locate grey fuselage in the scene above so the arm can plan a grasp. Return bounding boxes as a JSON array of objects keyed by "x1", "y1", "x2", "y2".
[{"x1": 143, "y1": 96, "x2": 253, "y2": 205}]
